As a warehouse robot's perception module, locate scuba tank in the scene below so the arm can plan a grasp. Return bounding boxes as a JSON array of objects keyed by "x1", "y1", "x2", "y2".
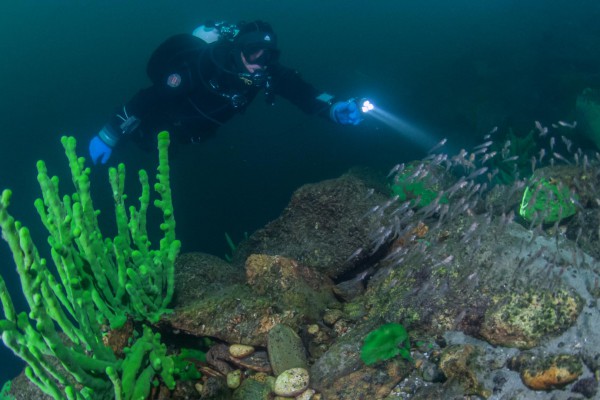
[
  {"x1": 146, "y1": 21, "x2": 238, "y2": 85},
  {"x1": 192, "y1": 24, "x2": 220, "y2": 43},
  {"x1": 192, "y1": 21, "x2": 240, "y2": 43}
]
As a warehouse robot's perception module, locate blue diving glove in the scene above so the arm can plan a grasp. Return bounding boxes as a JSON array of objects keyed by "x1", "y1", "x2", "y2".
[
  {"x1": 330, "y1": 100, "x2": 363, "y2": 125},
  {"x1": 89, "y1": 135, "x2": 113, "y2": 165}
]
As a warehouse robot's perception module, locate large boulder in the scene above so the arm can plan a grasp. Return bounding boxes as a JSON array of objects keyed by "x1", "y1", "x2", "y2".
[{"x1": 232, "y1": 173, "x2": 390, "y2": 278}]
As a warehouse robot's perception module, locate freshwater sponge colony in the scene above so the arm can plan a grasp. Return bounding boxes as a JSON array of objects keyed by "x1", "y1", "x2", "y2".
[
  {"x1": 0, "y1": 131, "x2": 179, "y2": 399},
  {"x1": 518, "y1": 177, "x2": 578, "y2": 224},
  {"x1": 360, "y1": 323, "x2": 412, "y2": 365}
]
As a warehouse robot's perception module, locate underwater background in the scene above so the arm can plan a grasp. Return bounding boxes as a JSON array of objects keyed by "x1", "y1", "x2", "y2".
[{"x1": 1, "y1": 0, "x2": 599, "y2": 387}]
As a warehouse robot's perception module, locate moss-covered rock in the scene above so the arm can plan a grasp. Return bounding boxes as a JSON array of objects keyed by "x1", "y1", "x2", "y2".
[
  {"x1": 438, "y1": 344, "x2": 491, "y2": 398},
  {"x1": 480, "y1": 288, "x2": 582, "y2": 349},
  {"x1": 232, "y1": 174, "x2": 391, "y2": 278},
  {"x1": 267, "y1": 324, "x2": 308, "y2": 376},
  {"x1": 508, "y1": 352, "x2": 583, "y2": 390},
  {"x1": 232, "y1": 376, "x2": 272, "y2": 400}
]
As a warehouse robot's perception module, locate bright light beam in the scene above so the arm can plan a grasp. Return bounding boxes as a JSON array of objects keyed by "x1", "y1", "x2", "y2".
[{"x1": 367, "y1": 107, "x2": 438, "y2": 150}]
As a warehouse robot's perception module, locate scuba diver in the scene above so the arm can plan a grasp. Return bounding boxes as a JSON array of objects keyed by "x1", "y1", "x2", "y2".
[{"x1": 89, "y1": 20, "x2": 365, "y2": 164}]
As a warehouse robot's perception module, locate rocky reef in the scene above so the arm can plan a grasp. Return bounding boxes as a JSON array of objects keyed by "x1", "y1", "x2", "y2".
[{"x1": 7, "y1": 124, "x2": 600, "y2": 399}]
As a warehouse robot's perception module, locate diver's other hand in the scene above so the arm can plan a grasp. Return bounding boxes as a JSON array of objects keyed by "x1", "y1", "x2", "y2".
[
  {"x1": 89, "y1": 135, "x2": 113, "y2": 165},
  {"x1": 330, "y1": 100, "x2": 363, "y2": 125}
]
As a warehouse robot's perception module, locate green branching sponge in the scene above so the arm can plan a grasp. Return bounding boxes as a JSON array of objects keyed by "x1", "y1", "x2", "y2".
[
  {"x1": 0, "y1": 131, "x2": 179, "y2": 399},
  {"x1": 389, "y1": 162, "x2": 448, "y2": 208},
  {"x1": 518, "y1": 177, "x2": 578, "y2": 224},
  {"x1": 360, "y1": 323, "x2": 412, "y2": 365},
  {"x1": 0, "y1": 380, "x2": 15, "y2": 400}
]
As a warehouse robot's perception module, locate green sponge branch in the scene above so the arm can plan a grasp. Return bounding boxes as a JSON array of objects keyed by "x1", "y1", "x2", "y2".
[{"x1": 0, "y1": 131, "x2": 179, "y2": 399}]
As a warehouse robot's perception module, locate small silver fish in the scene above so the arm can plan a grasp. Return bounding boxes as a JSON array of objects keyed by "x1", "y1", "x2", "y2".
[
  {"x1": 561, "y1": 135, "x2": 573, "y2": 153},
  {"x1": 432, "y1": 255, "x2": 454, "y2": 268},
  {"x1": 481, "y1": 151, "x2": 497, "y2": 164},
  {"x1": 345, "y1": 247, "x2": 364, "y2": 262},
  {"x1": 553, "y1": 152, "x2": 572, "y2": 165},
  {"x1": 387, "y1": 163, "x2": 404, "y2": 178},
  {"x1": 466, "y1": 167, "x2": 488, "y2": 180},
  {"x1": 474, "y1": 140, "x2": 493, "y2": 150},
  {"x1": 558, "y1": 120, "x2": 577, "y2": 129},
  {"x1": 428, "y1": 138, "x2": 447, "y2": 154},
  {"x1": 535, "y1": 120, "x2": 548, "y2": 136}
]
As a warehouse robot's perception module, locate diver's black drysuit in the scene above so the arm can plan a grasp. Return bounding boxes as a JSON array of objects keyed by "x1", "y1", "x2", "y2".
[{"x1": 102, "y1": 33, "x2": 335, "y2": 151}]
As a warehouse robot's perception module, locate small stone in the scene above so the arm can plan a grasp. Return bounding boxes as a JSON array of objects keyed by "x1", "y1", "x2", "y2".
[
  {"x1": 520, "y1": 354, "x2": 582, "y2": 390},
  {"x1": 571, "y1": 376, "x2": 598, "y2": 398},
  {"x1": 296, "y1": 388, "x2": 316, "y2": 400},
  {"x1": 227, "y1": 370, "x2": 242, "y2": 389},
  {"x1": 194, "y1": 383, "x2": 203, "y2": 394},
  {"x1": 307, "y1": 324, "x2": 320, "y2": 335},
  {"x1": 229, "y1": 344, "x2": 255, "y2": 358},
  {"x1": 233, "y1": 377, "x2": 272, "y2": 400},
  {"x1": 332, "y1": 319, "x2": 349, "y2": 336},
  {"x1": 420, "y1": 360, "x2": 445, "y2": 383},
  {"x1": 228, "y1": 350, "x2": 272, "y2": 373},
  {"x1": 248, "y1": 372, "x2": 270, "y2": 384},
  {"x1": 439, "y1": 344, "x2": 490, "y2": 397},
  {"x1": 323, "y1": 309, "x2": 343, "y2": 326},
  {"x1": 273, "y1": 368, "x2": 310, "y2": 396}
]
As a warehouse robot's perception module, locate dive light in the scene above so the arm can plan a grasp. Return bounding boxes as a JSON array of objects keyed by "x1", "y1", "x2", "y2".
[
  {"x1": 350, "y1": 98, "x2": 374, "y2": 114},
  {"x1": 358, "y1": 98, "x2": 375, "y2": 114}
]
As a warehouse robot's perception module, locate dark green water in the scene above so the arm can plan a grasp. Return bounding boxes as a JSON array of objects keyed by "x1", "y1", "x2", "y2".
[{"x1": 1, "y1": 0, "x2": 599, "y2": 386}]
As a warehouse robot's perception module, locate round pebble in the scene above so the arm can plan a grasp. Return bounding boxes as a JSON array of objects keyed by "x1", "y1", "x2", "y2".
[
  {"x1": 227, "y1": 369, "x2": 242, "y2": 389},
  {"x1": 194, "y1": 383, "x2": 203, "y2": 394},
  {"x1": 296, "y1": 388, "x2": 316, "y2": 400},
  {"x1": 229, "y1": 344, "x2": 255, "y2": 358},
  {"x1": 307, "y1": 324, "x2": 320, "y2": 335},
  {"x1": 273, "y1": 367, "x2": 310, "y2": 396}
]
